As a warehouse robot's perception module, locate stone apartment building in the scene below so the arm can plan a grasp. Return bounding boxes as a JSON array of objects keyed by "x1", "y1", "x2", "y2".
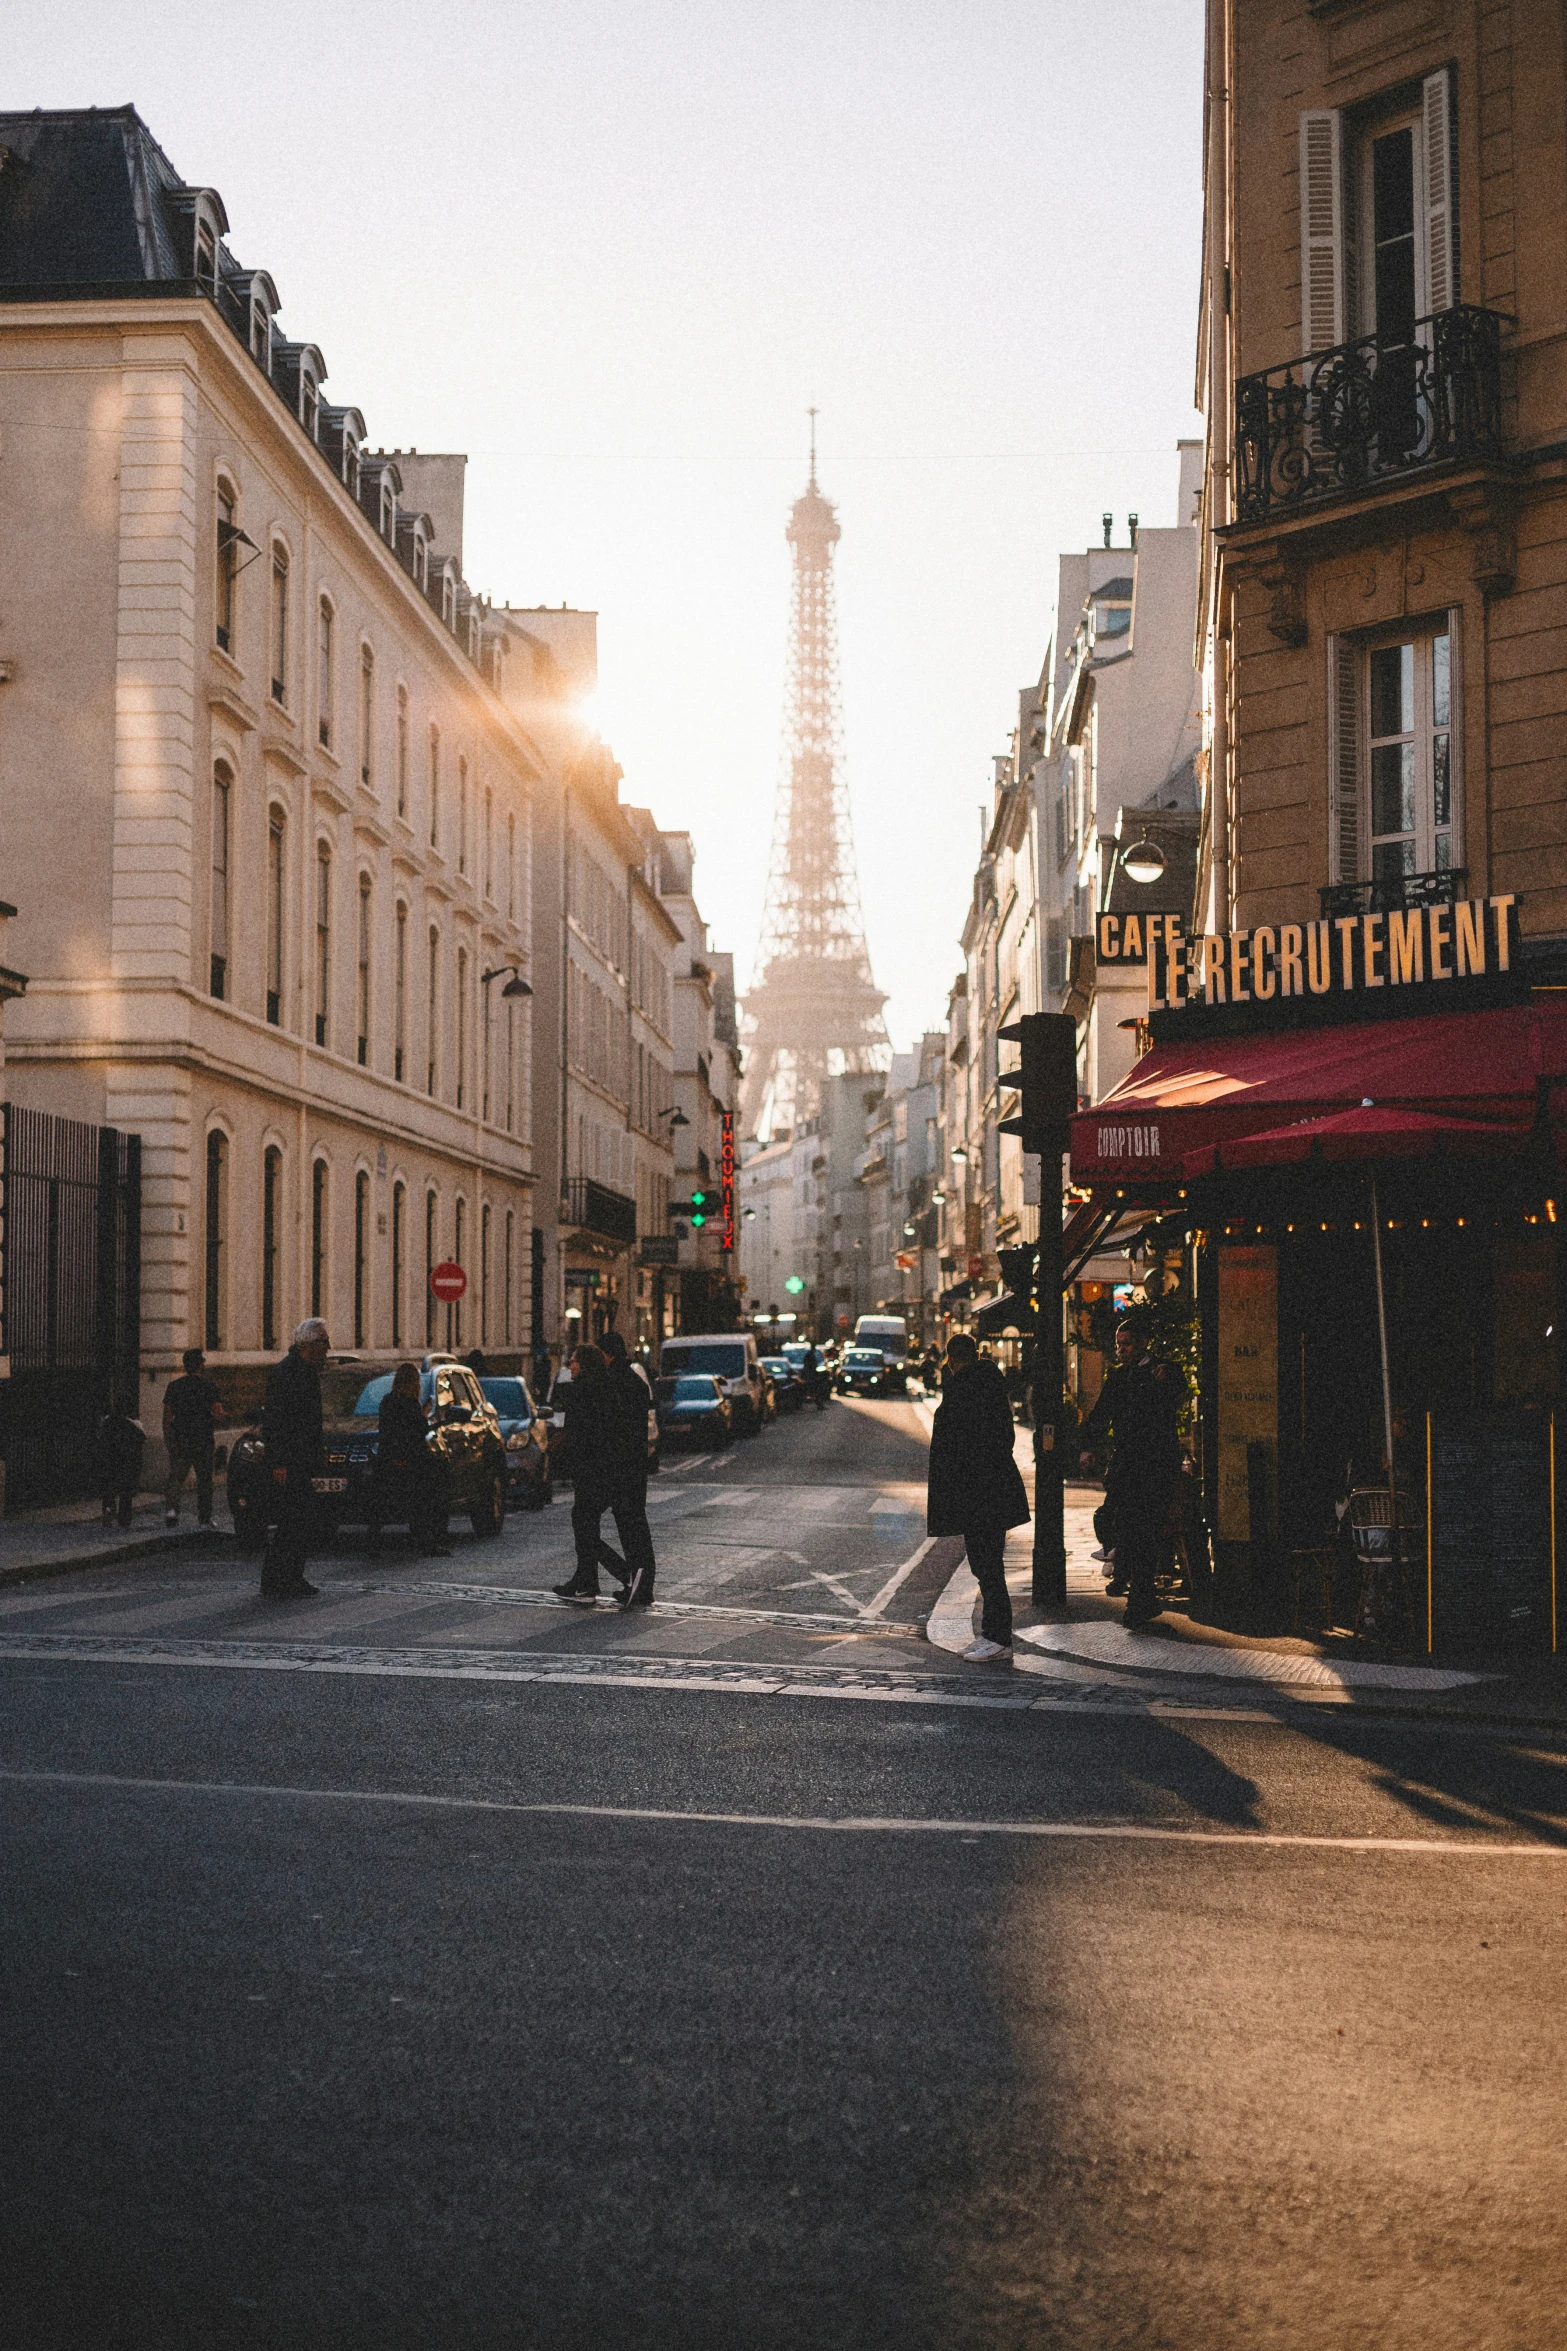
[
  {"x1": 1197, "y1": 0, "x2": 1566, "y2": 947},
  {"x1": 0, "y1": 107, "x2": 542, "y2": 1456}
]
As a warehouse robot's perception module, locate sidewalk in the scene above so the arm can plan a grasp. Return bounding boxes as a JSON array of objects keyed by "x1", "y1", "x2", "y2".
[{"x1": 0, "y1": 1493, "x2": 217, "y2": 1587}]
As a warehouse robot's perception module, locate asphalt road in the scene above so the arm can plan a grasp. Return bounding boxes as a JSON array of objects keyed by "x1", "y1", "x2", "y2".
[{"x1": 5, "y1": 1401, "x2": 1567, "y2": 2350}]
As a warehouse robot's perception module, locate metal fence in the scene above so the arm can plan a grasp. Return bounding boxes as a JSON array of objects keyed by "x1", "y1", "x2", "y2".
[{"x1": 1, "y1": 1106, "x2": 141, "y2": 1511}]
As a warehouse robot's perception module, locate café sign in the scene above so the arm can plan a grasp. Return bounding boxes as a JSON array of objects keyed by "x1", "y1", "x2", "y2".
[{"x1": 1143, "y1": 894, "x2": 1522, "y2": 1036}]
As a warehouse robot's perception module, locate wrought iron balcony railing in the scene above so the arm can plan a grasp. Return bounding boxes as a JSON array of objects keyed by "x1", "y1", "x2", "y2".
[
  {"x1": 1235, "y1": 307, "x2": 1509, "y2": 524},
  {"x1": 561, "y1": 1177, "x2": 638, "y2": 1246},
  {"x1": 1319, "y1": 868, "x2": 1466, "y2": 922}
]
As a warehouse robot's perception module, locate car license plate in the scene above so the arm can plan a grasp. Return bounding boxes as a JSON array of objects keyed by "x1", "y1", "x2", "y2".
[{"x1": 312, "y1": 1477, "x2": 348, "y2": 1494}]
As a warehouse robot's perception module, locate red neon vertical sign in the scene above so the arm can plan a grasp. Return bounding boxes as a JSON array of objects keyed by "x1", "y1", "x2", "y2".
[{"x1": 720, "y1": 1111, "x2": 735, "y2": 1252}]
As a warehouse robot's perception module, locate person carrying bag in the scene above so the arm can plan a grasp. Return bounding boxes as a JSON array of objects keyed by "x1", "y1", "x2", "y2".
[{"x1": 926, "y1": 1331, "x2": 1030, "y2": 1662}]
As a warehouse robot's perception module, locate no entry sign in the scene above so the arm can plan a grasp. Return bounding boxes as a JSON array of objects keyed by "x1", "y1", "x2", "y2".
[{"x1": 430, "y1": 1260, "x2": 468, "y2": 1303}]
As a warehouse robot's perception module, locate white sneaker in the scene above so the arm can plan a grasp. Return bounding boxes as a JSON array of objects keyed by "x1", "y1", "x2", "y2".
[{"x1": 963, "y1": 1637, "x2": 1011, "y2": 1663}]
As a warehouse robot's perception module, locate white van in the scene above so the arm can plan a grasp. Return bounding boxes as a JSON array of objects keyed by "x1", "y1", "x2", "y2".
[
  {"x1": 657, "y1": 1331, "x2": 769, "y2": 1434},
  {"x1": 853, "y1": 1315, "x2": 909, "y2": 1368}
]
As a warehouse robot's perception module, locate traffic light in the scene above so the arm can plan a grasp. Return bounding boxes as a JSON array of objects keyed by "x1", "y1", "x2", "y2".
[
  {"x1": 997, "y1": 1012, "x2": 1078, "y2": 1156},
  {"x1": 997, "y1": 1244, "x2": 1038, "y2": 1315}
]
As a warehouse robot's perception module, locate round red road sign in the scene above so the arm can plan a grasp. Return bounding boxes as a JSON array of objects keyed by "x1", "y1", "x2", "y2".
[{"x1": 429, "y1": 1260, "x2": 468, "y2": 1303}]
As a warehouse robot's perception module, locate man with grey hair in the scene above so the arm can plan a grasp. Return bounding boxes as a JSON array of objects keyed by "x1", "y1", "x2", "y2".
[{"x1": 260, "y1": 1318, "x2": 330, "y2": 1599}]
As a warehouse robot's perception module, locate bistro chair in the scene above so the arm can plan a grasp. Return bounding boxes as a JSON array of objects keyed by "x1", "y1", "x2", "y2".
[
  {"x1": 1288, "y1": 1544, "x2": 1339, "y2": 1635},
  {"x1": 1346, "y1": 1488, "x2": 1422, "y2": 1646}
]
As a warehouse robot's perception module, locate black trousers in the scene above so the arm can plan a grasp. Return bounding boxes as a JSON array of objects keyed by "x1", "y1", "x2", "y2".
[
  {"x1": 573, "y1": 1475, "x2": 657, "y2": 1593},
  {"x1": 1116, "y1": 1484, "x2": 1172, "y2": 1615},
  {"x1": 262, "y1": 1478, "x2": 317, "y2": 1590},
  {"x1": 102, "y1": 1486, "x2": 135, "y2": 1529},
  {"x1": 964, "y1": 1523, "x2": 1013, "y2": 1646}
]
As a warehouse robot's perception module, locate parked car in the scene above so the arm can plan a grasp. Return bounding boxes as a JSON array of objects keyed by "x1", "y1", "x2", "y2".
[
  {"x1": 759, "y1": 1354, "x2": 806, "y2": 1411},
  {"x1": 654, "y1": 1374, "x2": 734, "y2": 1448},
  {"x1": 656, "y1": 1333, "x2": 769, "y2": 1433},
  {"x1": 226, "y1": 1358, "x2": 510, "y2": 1546},
  {"x1": 544, "y1": 1366, "x2": 661, "y2": 1478},
  {"x1": 475, "y1": 1375, "x2": 553, "y2": 1510},
  {"x1": 835, "y1": 1346, "x2": 890, "y2": 1398}
]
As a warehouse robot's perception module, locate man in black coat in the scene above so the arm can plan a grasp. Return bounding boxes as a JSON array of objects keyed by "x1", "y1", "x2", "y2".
[
  {"x1": 260, "y1": 1317, "x2": 330, "y2": 1598},
  {"x1": 553, "y1": 1344, "x2": 623, "y2": 1600},
  {"x1": 926, "y1": 1332, "x2": 1030, "y2": 1661},
  {"x1": 1079, "y1": 1313, "x2": 1184, "y2": 1629},
  {"x1": 601, "y1": 1330, "x2": 658, "y2": 1607}
]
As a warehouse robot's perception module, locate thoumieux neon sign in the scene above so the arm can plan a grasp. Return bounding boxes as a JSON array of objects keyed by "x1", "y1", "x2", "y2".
[{"x1": 1138, "y1": 895, "x2": 1523, "y2": 1037}]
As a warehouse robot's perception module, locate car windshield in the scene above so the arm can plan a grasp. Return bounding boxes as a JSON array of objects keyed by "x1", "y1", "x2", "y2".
[
  {"x1": 783, "y1": 1345, "x2": 810, "y2": 1364},
  {"x1": 760, "y1": 1359, "x2": 792, "y2": 1376},
  {"x1": 479, "y1": 1378, "x2": 531, "y2": 1419},
  {"x1": 352, "y1": 1372, "x2": 437, "y2": 1416},
  {"x1": 845, "y1": 1351, "x2": 883, "y2": 1367},
  {"x1": 660, "y1": 1343, "x2": 747, "y2": 1378}
]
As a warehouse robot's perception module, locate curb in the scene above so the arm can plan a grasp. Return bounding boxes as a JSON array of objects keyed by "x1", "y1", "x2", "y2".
[{"x1": 0, "y1": 1525, "x2": 223, "y2": 1590}]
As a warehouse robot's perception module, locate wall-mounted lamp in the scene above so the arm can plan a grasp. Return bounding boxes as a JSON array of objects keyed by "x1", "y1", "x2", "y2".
[
  {"x1": 1121, "y1": 837, "x2": 1166, "y2": 885},
  {"x1": 657, "y1": 1105, "x2": 690, "y2": 1129},
  {"x1": 481, "y1": 963, "x2": 533, "y2": 997},
  {"x1": 951, "y1": 1145, "x2": 969, "y2": 1165}
]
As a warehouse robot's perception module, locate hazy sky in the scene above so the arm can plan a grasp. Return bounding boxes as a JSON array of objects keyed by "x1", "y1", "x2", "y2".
[{"x1": 13, "y1": 2, "x2": 1205, "y2": 1052}]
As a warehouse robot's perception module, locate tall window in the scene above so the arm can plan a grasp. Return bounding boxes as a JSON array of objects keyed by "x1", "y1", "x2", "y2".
[
  {"x1": 426, "y1": 926, "x2": 439, "y2": 1095},
  {"x1": 204, "y1": 1130, "x2": 227, "y2": 1350},
  {"x1": 216, "y1": 483, "x2": 237, "y2": 653},
  {"x1": 480, "y1": 1203, "x2": 491, "y2": 1346},
  {"x1": 505, "y1": 998, "x2": 515, "y2": 1134},
  {"x1": 356, "y1": 875, "x2": 372, "y2": 1066},
  {"x1": 314, "y1": 845, "x2": 331, "y2": 1047},
  {"x1": 261, "y1": 1146, "x2": 281, "y2": 1350},
  {"x1": 458, "y1": 757, "x2": 469, "y2": 874},
  {"x1": 359, "y1": 644, "x2": 375, "y2": 788},
  {"x1": 429, "y1": 725, "x2": 441, "y2": 849},
  {"x1": 395, "y1": 685, "x2": 409, "y2": 816},
  {"x1": 504, "y1": 1210, "x2": 514, "y2": 1345},
  {"x1": 311, "y1": 1161, "x2": 328, "y2": 1318},
  {"x1": 484, "y1": 788, "x2": 494, "y2": 899},
  {"x1": 1368, "y1": 628, "x2": 1454, "y2": 881},
  {"x1": 269, "y1": 549, "x2": 289, "y2": 705},
  {"x1": 391, "y1": 1181, "x2": 405, "y2": 1348},
  {"x1": 318, "y1": 598, "x2": 334, "y2": 749},
  {"x1": 452, "y1": 1197, "x2": 466, "y2": 1348},
  {"x1": 266, "y1": 811, "x2": 284, "y2": 1025},
  {"x1": 482, "y1": 969, "x2": 493, "y2": 1123},
  {"x1": 456, "y1": 947, "x2": 468, "y2": 1109},
  {"x1": 210, "y1": 764, "x2": 230, "y2": 1000},
  {"x1": 425, "y1": 1188, "x2": 438, "y2": 1347},
  {"x1": 394, "y1": 903, "x2": 407, "y2": 1082},
  {"x1": 507, "y1": 811, "x2": 516, "y2": 920},
  {"x1": 354, "y1": 1171, "x2": 369, "y2": 1348}
]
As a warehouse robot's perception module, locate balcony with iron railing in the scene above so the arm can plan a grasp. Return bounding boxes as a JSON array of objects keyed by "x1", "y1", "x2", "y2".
[
  {"x1": 1318, "y1": 867, "x2": 1465, "y2": 922},
  {"x1": 1234, "y1": 307, "x2": 1510, "y2": 526},
  {"x1": 560, "y1": 1177, "x2": 638, "y2": 1247}
]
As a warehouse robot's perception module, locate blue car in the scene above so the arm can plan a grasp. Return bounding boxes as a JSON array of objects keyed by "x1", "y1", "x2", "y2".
[
  {"x1": 654, "y1": 1374, "x2": 734, "y2": 1449},
  {"x1": 476, "y1": 1376, "x2": 555, "y2": 1510}
]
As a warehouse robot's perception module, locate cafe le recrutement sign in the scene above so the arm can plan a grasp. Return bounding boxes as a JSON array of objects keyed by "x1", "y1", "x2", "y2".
[{"x1": 1096, "y1": 893, "x2": 1525, "y2": 1043}]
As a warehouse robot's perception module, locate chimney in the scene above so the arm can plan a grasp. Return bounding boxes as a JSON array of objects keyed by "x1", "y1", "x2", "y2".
[
  {"x1": 1128, "y1": 512, "x2": 1139, "y2": 549},
  {"x1": 1102, "y1": 512, "x2": 1113, "y2": 549}
]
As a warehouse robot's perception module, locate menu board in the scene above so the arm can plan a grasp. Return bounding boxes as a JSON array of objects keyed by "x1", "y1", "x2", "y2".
[{"x1": 1430, "y1": 1412, "x2": 1554, "y2": 1651}]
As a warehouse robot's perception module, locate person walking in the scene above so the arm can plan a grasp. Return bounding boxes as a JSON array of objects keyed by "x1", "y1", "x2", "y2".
[
  {"x1": 1079, "y1": 1311, "x2": 1183, "y2": 1630},
  {"x1": 96, "y1": 1398, "x2": 146, "y2": 1529},
  {"x1": 601, "y1": 1328, "x2": 658, "y2": 1608},
  {"x1": 374, "y1": 1362, "x2": 450, "y2": 1557},
  {"x1": 926, "y1": 1331, "x2": 1030, "y2": 1662},
  {"x1": 260, "y1": 1317, "x2": 330, "y2": 1599},
  {"x1": 552, "y1": 1344, "x2": 625, "y2": 1601},
  {"x1": 162, "y1": 1346, "x2": 222, "y2": 1529}
]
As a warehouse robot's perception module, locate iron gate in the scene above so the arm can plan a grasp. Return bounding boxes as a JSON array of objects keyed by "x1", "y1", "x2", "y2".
[{"x1": 1, "y1": 1105, "x2": 141, "y2": 1512}]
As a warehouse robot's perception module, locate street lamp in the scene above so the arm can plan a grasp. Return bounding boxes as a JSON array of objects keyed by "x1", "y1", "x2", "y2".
[
  {"x1": 657, "y1": 1105, "x2": 690, "y2": 1129},
  {"x1": 951, "y1": 1144, "x2": 969, "y2": 1164},
  {"x1": 480, "y1": 963, "x2": 533, "y2": 998},
  {"x1": 1122, "y1": 836, "x2": 1166, "y2": 885}
]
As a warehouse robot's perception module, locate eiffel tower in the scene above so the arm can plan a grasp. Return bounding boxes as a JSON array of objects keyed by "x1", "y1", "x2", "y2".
[{"x1": 739, "y1": 419, "x2": 889, "y2": 1137}]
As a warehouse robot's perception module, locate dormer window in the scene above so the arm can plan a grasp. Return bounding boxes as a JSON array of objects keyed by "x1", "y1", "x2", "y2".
[
  {"x1": 343, "y1": 434, "x2": 361, "y2": 499},
  {"x1": 250, "y1": 301, "x2": 271, "y2": 370},
  {"x1": 301, "y1": 366, "x2": 320, "y2": 443},
  {"x1": 195, "y1": 221, "x2": 217, "y2": 294},
  {"x1": 379, "y1": 480, "x2": 396, "y2": 542},
  {"x1": 414, "y1": 525, "x2": 429, "y2": 593},
  {"x1": 1094, "y1": 601, "x2": 1131, "y2": 641},
  {"x1": 441, "y1": 567, "x2": 456, "y2": 629}
]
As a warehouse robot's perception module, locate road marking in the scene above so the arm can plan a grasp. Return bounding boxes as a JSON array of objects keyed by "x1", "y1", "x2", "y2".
[
  {"x1": 806, "y1": 1568, "x2": 871, "y2": 1612},
  {"x1": 863, "y1": 1536, "x2": 937, "y2": 1620},
  {"x1": 4, "y1": 1765, "x2": 1564, "y2": 1855}
]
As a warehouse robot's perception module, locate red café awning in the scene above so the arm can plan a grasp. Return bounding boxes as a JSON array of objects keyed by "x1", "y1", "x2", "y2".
[
  {"x1": 1183, "y1": 1102, "x2": 1534, "y2": 1176},
  {"x1": 1070, "y1": 1002, "x2": 1567, "y2": 1188}
]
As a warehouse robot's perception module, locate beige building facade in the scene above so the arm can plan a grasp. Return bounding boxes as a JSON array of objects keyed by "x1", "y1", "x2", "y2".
[{"x1": 0, "y1": 108, "x2": 539, "y2": 1444}]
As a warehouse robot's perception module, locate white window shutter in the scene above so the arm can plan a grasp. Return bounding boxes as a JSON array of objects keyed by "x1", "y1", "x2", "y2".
[
  {"x1": 1300, "y1": 110, "x2": 1345, "y2": 355},
  {"x1": 1421, "y1": 69, "x2": 1456, "y2": 315},
  {"x1": 1328, "y1": 636, "x2": 1362, "y2": 884}
]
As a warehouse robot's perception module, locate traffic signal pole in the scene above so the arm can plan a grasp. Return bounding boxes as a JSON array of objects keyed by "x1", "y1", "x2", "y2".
[{"x1": 997, "y1": 1013, "x2": 1077, "y2": 1611}]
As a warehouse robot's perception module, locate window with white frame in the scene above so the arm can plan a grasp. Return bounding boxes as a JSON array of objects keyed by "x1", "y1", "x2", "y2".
[
  {"x1": 427, "y1": 926, "x2": 439, "y2": 1096},
  {"x1": 429, "y1": 726, "x2": 441, "y2": 849},
  {"x1": 210, "y1": 763, "x2": 231, "y2": 1000},
  {"x1": 456, "y1": 946, "x2": 468, "y2": 1108},
  {"x1": 269, "y1": 548, "x2": 289, "y2": 705},
  {"x1": 266, "y1": 810, "x2": 285, "y2": 1025},
  {"x1": 396, "y1": 685, "x2": 409, "y2": 816},
  {"x1": 314, "y1": 843, "x2": 331, "y2": 1047},
  {"x1": 458, "y1": 757, "x2": 469, "y2": 874},
  {"x1": 216, "y1": 481, "x2": 238, "y2": 653},
  {"x1": 394, "y1": 902, "x2": 408, "y2": 1082},
  {"x1": 356, "y1": 875, "x2": 372, "y2": 1065},
  {"x1": 1300, "y1": 71, "x2": 1455, "y2": 358},
  {"x1": 1330, "y1": 621, "x2": 1458, "y2": 885}
]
